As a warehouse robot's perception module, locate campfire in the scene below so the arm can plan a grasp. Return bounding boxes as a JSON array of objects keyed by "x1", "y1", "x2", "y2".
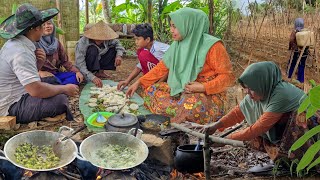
[
  {"x1": 0, "y1": 159, "x2": 171, "y2": 180},
  {"x1": 170, "y1": 169, "x2": 206, "y2": 180}
]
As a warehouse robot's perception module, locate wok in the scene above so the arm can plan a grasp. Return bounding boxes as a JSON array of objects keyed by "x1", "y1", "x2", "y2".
[
  {"x1": 0, "y1": 130, "x2": 78, "y2": 171},
  {"x1": 138, "y1": 114, "x2": 170, "y2": 132},
  {"x1": 78, "y1": 132, "x2": 149, "y2": 170}
]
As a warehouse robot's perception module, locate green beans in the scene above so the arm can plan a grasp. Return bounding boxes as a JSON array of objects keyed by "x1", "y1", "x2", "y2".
[{"x1": 14, "y1": 143, "x2": 60, "y2": 169}]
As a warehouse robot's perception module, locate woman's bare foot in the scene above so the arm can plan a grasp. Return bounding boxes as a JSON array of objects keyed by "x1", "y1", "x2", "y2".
[{"x1": 95, "y1": 70, "x2": 111, "y2": 79}]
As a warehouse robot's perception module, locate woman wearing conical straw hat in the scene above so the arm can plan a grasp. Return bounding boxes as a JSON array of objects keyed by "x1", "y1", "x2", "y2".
[{"x1": 75, "y1": 21, "x2": 125, "y2": 87}]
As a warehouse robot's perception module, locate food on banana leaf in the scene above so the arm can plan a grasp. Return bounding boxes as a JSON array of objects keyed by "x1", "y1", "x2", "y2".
[
  {"x1": 14, "y1": 143, "x2": 60, "y2": 169},
  {"x1": 88, "y1": 84, "x2": 140, "y2": 114}
]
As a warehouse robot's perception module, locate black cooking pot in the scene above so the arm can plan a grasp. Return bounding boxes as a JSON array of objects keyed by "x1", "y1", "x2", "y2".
[{"x1": 174, "y1": 144, "x2": 209, "y2": 173}]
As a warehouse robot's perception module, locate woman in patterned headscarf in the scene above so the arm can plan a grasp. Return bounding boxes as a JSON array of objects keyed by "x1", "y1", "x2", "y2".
[
  {"x1": 126, "y1": 7, "x2": 234, "y2": 124},
  {"x1": 36, "y1": 19, "x2": 84, "y2": 85}
]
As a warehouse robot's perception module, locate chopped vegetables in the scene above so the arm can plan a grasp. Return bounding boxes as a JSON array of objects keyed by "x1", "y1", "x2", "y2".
[
  {"x1": 14, "y1": 143, "x2": 60, "y2": 169},
  {"x1": 95, "y1": 144, "x2": 136, "y2": 168}
]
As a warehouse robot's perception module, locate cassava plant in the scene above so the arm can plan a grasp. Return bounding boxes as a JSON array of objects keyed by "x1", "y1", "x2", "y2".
[{"x1": 289, "y1": 80, "x2": 320, "y2": 177}]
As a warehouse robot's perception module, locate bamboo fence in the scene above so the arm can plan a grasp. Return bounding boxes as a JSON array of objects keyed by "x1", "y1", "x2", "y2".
[{"x1": 226, "y1": 8, "x2": 320, "y2": 79}]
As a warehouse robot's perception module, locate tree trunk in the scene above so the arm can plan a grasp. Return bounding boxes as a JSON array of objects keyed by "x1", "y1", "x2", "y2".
[
  {"x1": 101, "y1": 0, "x2": 111, "y2": 23},
  {"x1": 208, "y1": 0, "x2": 215, "y2": 35},
  {"x1": 147, "y1": 0, "x2": 152, "y2": 24}
]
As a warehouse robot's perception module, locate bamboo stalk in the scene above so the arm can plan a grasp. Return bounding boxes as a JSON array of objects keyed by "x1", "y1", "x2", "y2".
[
  {"x1": 56, "y1": 0, "x2": 65, "y2": 48},
  {"x1": 203, "y1": 130, "x2": 211, "y2": 180},
  {"x1": 171, "y1": 123, "x2": 245, "y2": 147},
  {"x1": 85, "y1": 0, "x2": 89, "y2": 24}
]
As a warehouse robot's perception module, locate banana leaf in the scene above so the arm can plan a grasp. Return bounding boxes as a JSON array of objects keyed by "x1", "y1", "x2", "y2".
[
  {"x1": 56, "y1": 27, "x2": 65, "y2": 35},
  {"x1": 0, "y1": 18, "x2": 5, "y2": 24}
]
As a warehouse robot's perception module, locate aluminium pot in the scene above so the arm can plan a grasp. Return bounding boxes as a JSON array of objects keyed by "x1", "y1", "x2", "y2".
[
  {"x1": 78, "y1": 132, "x2": 148, "y2": 170},
  {"x1": 0, "y1": 130, "x2": 78, "y2": 171}
]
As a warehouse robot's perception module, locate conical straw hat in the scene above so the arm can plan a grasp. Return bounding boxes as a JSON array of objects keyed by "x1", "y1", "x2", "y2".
[{"x1": 83, "y1": 21, "x2": 118, "y2": 41}]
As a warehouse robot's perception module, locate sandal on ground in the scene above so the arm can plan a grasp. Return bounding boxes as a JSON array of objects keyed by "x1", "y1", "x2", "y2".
[{"x1": 248, "y1": 163, "x2": 274, "y2": 173}]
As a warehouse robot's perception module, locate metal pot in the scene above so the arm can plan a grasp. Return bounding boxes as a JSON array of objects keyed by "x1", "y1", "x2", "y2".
[
  {"x1": 104, "y1": 113, "x2": 139, "y2": 133},
  {"x1": 78, "y1": 132, "x2": 149, "y2": 170},
  {"x1": 174, "y1": 144, "x2": 207, "y2": 173},
  {"x1": 0, "y1": 129, "x2": 78, "y2": 171}
]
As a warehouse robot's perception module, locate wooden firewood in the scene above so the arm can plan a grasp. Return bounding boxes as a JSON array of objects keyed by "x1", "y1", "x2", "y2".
[
  {"x1": 0, "y1": 116, "x2": 16, "y2": 130},
  {"x1": 171, "y1": 123, "x2": 245, "y2": 147}
]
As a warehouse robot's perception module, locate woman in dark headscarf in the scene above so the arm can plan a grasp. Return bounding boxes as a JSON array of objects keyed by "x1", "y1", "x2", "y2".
[
  {"x1": 37, "y1": 20, "x2": 84, "y2": 85},
  {"x1": 206, "y1": 61, "x2": 317, "y2": 172},
  {"x1": 287, "y1": 18, "x2": 309, "y2": 83}
]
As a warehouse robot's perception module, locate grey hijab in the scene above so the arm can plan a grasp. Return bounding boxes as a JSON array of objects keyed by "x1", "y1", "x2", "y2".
[
  {"x1": 37, "y1": 19, "x2": 58, "y2": 55},
  {"x1": 294, "y1": 18, "x2": 304, "y2": 32}
]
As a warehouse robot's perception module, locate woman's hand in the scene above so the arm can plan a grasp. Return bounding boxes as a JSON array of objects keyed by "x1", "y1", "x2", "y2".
[
  {"x1": 115, "y1": 56, "x2": 122, "y2": 66},
  {"x1": 76, "y1": 72, "x2": 84, "y2": 83},
  {"x1": 92, "y1": 77, "x2": 103, "y2": 88},
  {"x1": 126, "y1": 80, "x2": 140, "y2": 98},
  {"x1": 184, "y1": 81, "x2": 205, "y2": 93},
  {"x1": 204, "y1": 122, "x2": 220, "y2": 135}
]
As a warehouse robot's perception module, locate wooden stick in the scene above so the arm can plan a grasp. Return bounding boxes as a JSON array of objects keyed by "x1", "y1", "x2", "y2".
[
  {"x1": 203, "y1": 130, "x2": 211, "y2": 180},
  {"x1": 290, "y1": 45, "x2": 308, "y2": 81},
  {"x1": 171, "y1": 123, "x2": 245, "y2": 147},
  {"x1": 55, "y1": 0, "x2": 66, "y2": 48},
  {"x1": 85, "y1": 0, "x2": 89, "y2": 24}
]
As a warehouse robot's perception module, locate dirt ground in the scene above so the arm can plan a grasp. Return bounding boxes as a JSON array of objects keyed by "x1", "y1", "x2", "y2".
[{"x1": 0, "y1": 51, "x2": 317, "y2": 179}]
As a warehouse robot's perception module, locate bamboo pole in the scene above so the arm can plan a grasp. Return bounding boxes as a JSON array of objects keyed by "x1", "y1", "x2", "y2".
[
  {"x1": 203, "y1": 130, "x2": 211, "y2": 180},
  {"x1": 85, "y1": 0, "x2": 89, "y2": 24},
  {"x1": 171, "y1": 123, "x2": 246, "y2": 147},
  {"x1": 55, "y1": 0, "x2": 65, "y2": 48}
]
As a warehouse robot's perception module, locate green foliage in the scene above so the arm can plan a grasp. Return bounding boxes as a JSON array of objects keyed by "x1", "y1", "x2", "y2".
[
  {"x1": 79, "y1": 0, "x2": 236, "y2": 41},
  {"x1": 0, "y1": 18, "x2": 5, "y2": 24},
  {"x1": 289, "y1": 80, "x2": 320, "y2": 176}
]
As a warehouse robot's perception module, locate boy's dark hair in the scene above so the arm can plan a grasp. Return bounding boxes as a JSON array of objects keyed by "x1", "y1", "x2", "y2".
[{"x1": 132, "y1": 23, "x2": 154, "y2": 41}]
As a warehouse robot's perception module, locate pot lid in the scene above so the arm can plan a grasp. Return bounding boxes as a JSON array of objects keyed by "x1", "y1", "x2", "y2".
[{"x1": 108, "y1": 113, "x2": 138, "y2": 127}]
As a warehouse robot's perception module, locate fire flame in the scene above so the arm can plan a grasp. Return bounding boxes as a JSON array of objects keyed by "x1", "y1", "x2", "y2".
[
  {"x1": 193, "y1": 172, "x2": 205, "y2": 179},
  {"x1": 23, "y1": 170, "x2": 33, "y2": 177},
  {"x1": 170, "y1": 169, "x2": 206, "y2": 179}
]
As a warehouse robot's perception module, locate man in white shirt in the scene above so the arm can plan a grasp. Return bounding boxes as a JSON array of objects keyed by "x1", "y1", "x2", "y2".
[
  {"x1": 0, "y1": 3, "x2": 79, "y2": 123},
  {"x1": 117, "y1": 23, "x2": 170, "y2": 90}
]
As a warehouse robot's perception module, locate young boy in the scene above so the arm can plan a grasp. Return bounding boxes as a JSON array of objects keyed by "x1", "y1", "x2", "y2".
[{"x1": 117, "y1": 23, "x2": 170, "y2": 90}]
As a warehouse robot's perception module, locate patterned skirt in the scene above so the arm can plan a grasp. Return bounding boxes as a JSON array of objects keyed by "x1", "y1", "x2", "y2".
[
  {"x1": 245, "y1": 112, "x2": 318, "y2": 161},
  {"x1": 142, "y1": 82, "x2": 227, "y2": 124}
]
